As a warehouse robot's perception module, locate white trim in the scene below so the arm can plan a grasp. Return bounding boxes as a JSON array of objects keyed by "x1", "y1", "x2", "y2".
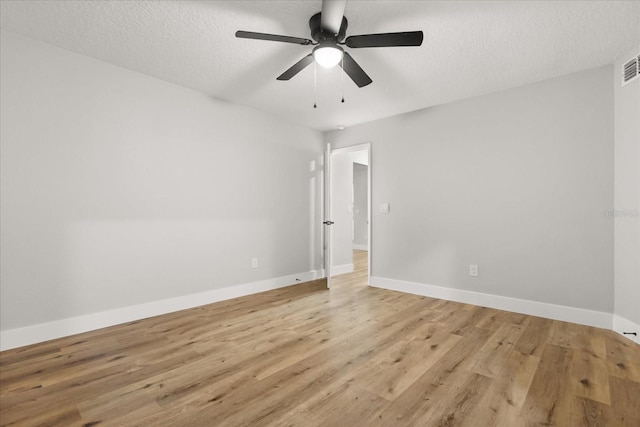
[
  {"x1": 331, "y1": 263, "x2": 354, "y2": 276},
  {"x1": 613, "y1": 315, "x2": 640, "y2": 344},
  {"x1": 331, "y1": 143, "x2": 371, "y2": 154},
  {"x1": 370, "y1": 276, "x2": 613, "y2": 329},
  {"x1": 352, "y1": 244, "x2": 368, "y2": 251},
  {"x1": 0, "y1": 270, "x2": 324, "y2": 351}
]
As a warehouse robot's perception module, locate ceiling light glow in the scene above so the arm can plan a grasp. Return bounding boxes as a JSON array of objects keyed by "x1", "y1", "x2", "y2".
[{"x1": 313, "y1": 45, "x2": 343, "y2": 68}]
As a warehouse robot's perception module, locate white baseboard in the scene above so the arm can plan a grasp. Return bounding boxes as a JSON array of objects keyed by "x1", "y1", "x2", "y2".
[
  {"x1": 613, "y1": 315, "x2": 640, "y2": 344},
  {"x1": 352, "y1": 244, "x2": 368, "y2": 251},
  {"x1": 370, "y1": 276, "x2": 613, "y2": 330},
  {"x1": 331, "y1": 263, "x2": 354, "y2": 277},
  {"x1": 0, "y1": 270, "x2": 324, "y2": 351}
]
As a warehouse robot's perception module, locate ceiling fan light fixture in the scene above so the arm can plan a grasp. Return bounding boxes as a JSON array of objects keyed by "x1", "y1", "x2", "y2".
[{"x1": 313, "y1": 45, "x2": 343, "y2": 68}]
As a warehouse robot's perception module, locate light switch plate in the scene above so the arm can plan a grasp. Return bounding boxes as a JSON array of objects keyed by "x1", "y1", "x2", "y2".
[{"x1": 380, "y1": 203, "x2": 390, "y2": 213}]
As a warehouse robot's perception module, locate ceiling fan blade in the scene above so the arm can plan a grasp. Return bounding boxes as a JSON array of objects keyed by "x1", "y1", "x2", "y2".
[
  {"x1": 339, "y1": 52, "x2": 372, "y2": 88},
  {"x1": 277, "y1": 54, "x2": 314, "y2": 80},
  {"x1": 321, "y1": 0, "x2": 347, "y2": 35},
  {"x1": 236, "y1": 31, "x2": 313, "y2": 45},
  {"x1": 345, "y1": 31, "x2": 423, "y2": 48}
]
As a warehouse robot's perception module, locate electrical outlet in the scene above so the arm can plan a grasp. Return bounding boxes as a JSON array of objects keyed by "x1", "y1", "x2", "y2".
[
  {"x1": 469, "y1": 265, "x2": 478, "y2": 277},
  {"x1": 251, "y1": 258, "x2": 258, "y2": 268}
]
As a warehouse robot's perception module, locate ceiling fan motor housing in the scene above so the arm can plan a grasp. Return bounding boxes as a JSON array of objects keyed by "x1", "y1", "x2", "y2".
[{"x1": 309, "y1": 12, "x2": 348, "y2": 44}]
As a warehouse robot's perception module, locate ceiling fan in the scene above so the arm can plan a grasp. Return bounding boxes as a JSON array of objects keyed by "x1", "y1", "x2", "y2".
[{"x1": 235, "y1": 0, "x2": 423, "y2": 88}]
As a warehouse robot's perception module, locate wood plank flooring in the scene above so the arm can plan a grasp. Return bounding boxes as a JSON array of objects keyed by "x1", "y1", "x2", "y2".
[{"x1": 1, "y1": 250, "x2": 639, "y2": 426}]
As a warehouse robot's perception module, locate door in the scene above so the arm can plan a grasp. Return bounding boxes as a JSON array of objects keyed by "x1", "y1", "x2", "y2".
[
  {"x1": 323, "y1": 142, "x2": 333, "y2": 288},
  {"x1": 326, "y1": 143, "x2": 371, "y2": 285}
]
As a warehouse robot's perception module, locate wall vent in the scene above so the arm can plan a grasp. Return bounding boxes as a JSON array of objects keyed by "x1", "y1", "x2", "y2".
[{"x1": 621, "y1": 54, "x2": 640, "y2": 86}]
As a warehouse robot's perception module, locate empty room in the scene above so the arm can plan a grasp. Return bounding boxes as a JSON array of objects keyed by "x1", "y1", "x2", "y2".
[{"x1": 1, "y1": 1, "x2": 639, "y2": 426}]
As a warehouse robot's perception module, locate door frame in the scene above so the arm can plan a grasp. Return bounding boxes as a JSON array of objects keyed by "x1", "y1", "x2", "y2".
[{"x1": 324, "y1": 142, "x2": 371, "y2": 286}]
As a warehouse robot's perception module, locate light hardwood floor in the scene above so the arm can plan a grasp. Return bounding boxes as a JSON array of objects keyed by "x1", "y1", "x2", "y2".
[{"x1": 1, "y1": 250, "x2": 639, "y2": 426}]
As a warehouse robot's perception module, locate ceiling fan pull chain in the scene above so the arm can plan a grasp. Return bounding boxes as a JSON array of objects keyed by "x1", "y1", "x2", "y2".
[
  {"x1": 341, "y1": 55, "x2": 345, "y2": 103},
  {"x1": 314, "y1": 61, "x2": 318, "y2": 108}
]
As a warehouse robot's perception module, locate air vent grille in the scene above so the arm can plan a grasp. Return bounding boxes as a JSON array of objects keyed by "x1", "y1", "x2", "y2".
[{"x1": 622, "y1": 54, "x2": 639, "y2": 86}]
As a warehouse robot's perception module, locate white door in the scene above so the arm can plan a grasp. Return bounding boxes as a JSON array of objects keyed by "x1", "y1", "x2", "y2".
[
  {"x1": 323, "y1": 142, "x2": 333, "y2": 288},
  {"x1": 326, "y1": 143, "x2": 372, "y2": 285}
]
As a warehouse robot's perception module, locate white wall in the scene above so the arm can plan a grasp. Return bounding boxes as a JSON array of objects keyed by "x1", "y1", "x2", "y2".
[
  {"x1": 0, "y1": 32, "x2": 324, "y2": 335},
  {"x1": 613, "y1": 45, "x2": 640, "y2": 339},
  {"x1": 329, "y1": 148, "x2": 368, "y2": 274},
  {"x1": 353, "y1": 163, "x2": 368, "y2": 249},
  {"x1": 327, "y1": 65, "x2": 614, "y2": 319}
]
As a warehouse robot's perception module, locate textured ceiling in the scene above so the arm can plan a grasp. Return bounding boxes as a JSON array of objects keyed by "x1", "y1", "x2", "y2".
[{"x1": 1, "y1": 0, "x2": 639, "y2": 131}]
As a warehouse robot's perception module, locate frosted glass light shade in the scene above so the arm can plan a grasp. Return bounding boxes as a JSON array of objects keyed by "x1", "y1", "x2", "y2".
[{"x1": 313, "y1": 46, "x2": 343, "y2": 68}]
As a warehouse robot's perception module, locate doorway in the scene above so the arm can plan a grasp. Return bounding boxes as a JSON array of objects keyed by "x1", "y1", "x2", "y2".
[{"x1": 324, "y1": 143, "x2": 371, "y2": 288}]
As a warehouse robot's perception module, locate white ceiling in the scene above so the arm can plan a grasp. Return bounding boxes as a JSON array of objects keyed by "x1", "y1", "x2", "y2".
[{"x1": 1, "y1": 1, "x2": 639, "y2": 131}]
